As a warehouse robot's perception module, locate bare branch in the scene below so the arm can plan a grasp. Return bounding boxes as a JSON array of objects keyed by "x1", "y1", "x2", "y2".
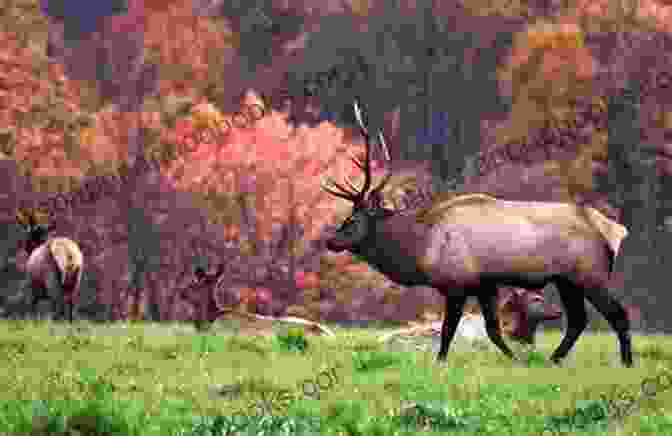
[{"x1": 377, "y1": 131, "x2": 391, "y2": 161}]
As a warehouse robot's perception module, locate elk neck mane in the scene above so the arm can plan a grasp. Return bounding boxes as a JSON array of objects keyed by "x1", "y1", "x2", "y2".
[{"x1": 415, "y1": 192, "x2": 498, "y2": 224}]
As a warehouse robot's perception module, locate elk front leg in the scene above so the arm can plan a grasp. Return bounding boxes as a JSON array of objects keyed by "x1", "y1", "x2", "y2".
[
  {"x1": 477, "y1": 291, "x2": 516, "y2": 359},
  {"x1": 583, "y1": 286, "x2": 633, "y2": 367},
  {"x1": 437, "y1": 293, "x2": 467, "y2": 361},
  {"x1": 550, "y1": 281, "x2": 588, "y2": 364},
  {"x1": 9, "y1": 279, "x2": 32, "y2": 319}
]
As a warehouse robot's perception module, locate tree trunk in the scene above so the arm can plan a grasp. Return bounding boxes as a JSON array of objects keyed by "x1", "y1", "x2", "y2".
[{"x1": 603, "y1": 83, "x2": 663, "y2": 332}]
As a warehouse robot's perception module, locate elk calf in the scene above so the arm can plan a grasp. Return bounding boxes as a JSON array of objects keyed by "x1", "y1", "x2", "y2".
[
  {"x1": 13, "y1": 208, "x2": 83, "y2": 323},
  {"x1": 322, "y1": 99, "x2": 633, "y2": 367}
]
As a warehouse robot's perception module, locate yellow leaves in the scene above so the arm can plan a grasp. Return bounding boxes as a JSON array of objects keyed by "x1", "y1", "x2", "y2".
[
  {"x1": 492, "y1": 17, "x2": 603, "y2": 185},
  {"x1": 190, "y1": 101, "x2": 225, "y2": 131},
  {"x1": 507, "y1": 19, "x2": 588, "y2": 81},
  {"x1": 14, "y1": 207, "x2": 30, "y2": 226},
  {"x1": 545, "y1": 150, "x2": 596, "y2": 201},
  {"x1": 458, "y1": 0, "x2": 531, "y2": 18},
  {"x1": 652, "y1": 108, "x2": 672, "y2": 130},
  {"x1": 222, "y1": 30, "x2": 241, "y2": 49},
  {"x1": 77, "y1": 127, "x2": 97, "y2": 146},
  {"x1": 15, "y1": 205, "x2": 49, "y2": 226},
  {"x1": 525, "y1": 21, "x2": 585, "y2": 51},
  {"x1": 350, "y1": 0, "x2": 371, "y2": 16}
]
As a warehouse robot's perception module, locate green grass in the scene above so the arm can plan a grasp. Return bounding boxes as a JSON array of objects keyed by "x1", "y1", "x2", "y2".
[{"x1": 0, "y1": 320, "x2": 671, "y2": 435}]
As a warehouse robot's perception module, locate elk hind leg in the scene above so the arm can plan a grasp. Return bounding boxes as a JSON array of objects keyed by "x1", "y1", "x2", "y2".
[
  {"x1": 437, "y1": 293, "x2": 468, "y2": 361},
  {"x1": 24, "y1": 282, "x2": 45, "y2": 320},
  {"x1": 477, "y1": 291, "x2": 516, "y2": 359},
  {"x1": 44, "y1": 269, "x2": 67, "y2": 321},
  {"x1": 549, "y1": 279, "x2": 588, "y2": 364},
  {"x1": 583, "y1": 286, "x2": 632, "y2": 367}
]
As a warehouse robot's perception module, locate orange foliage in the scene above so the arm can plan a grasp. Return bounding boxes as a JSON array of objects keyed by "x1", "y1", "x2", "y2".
[
  {"x1": 506, "y1": 19, "x2": 593, "y2": 84},
  {"x1": 573, "y1": 0, "x2": 672, "y2": 32},
  {"x1": 0, "y1": 30, "x2": 89, "y2": 182},
  {"x1": 294, "y1": 271, "x2": 321, "y2": 289},
  {"x1": 497, "y1": 17, "x2": 596, "y2": 145},
  {"x1": 141, "y1": 0, "x2": 238, "y2": 99},
  {"x1": 159, "y1": 91, "x2": 365, "y2": 250}
]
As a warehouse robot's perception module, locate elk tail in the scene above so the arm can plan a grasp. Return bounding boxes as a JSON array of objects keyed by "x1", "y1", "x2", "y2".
[
  {"x1": 582, "y1": 207, "x2": 628, "y2": 272},
  {"x1": 48, "y1": 238, "x2": 83, "y2": 290}
]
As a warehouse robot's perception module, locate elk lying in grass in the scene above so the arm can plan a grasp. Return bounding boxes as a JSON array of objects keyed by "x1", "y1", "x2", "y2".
[
  {"x1": 12, "y1": 207, "x2": 83, "y2": 323},
  {"x1": 322, "y1": 99, "x2": 633, "y2": 367}
]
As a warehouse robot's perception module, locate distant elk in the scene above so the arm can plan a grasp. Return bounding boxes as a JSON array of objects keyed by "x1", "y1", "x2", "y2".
[
  {"x1": 12, "y1": 207, "x2": 83, "y2": 323},
  {"x1": 321, "y1": 99, "x2": 633, "y2": 367}
]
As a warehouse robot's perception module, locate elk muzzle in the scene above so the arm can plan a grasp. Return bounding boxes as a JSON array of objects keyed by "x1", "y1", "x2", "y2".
[{"x1": 326, "y1": 237, "x2": 348, "y2": 252}]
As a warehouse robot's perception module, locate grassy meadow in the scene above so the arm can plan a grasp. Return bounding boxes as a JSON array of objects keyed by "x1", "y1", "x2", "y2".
[{"x1": 0, "y1": 320, "x2": 671, "y2": 435}]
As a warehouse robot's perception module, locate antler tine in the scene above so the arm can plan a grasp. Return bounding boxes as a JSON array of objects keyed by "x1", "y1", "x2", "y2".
[
  {"x1": 377, "y1": 130, "x2": 391, "y2": 161},
  {"x1": 369, "y1": 129, "x2": 392, "y2": 195},
  {"x1": 371, "y1": 171, "x2": 392, "y2": 197},
  {"x1": 347, "y1": 149, "x2": 366, "y2": 171},
  {"x1": 352, "y1": 98, "x2": 372, "y2": 196},
  {"x1": 321, "y1": 176, "x2": 358, "y2": 202},
  {"x1": 344, "y1": 175, "x2": 360, "y2": 193},
  {"x1": 326, "y1": 176, "x2": 356, "y2": 196}
]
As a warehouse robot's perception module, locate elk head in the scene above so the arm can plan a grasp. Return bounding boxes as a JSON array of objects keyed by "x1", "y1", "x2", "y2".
[{"x1": 322, "y1": 99, "x2": 394, "y2": 253}]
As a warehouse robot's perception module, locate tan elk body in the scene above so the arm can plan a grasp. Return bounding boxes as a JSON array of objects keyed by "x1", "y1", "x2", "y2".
[
  {"x1": 13, "y1": 208, "x2": 83, "y2": 322},
  {"x1": 322, "y1": 99, "x2": 633, "y2": 366}
]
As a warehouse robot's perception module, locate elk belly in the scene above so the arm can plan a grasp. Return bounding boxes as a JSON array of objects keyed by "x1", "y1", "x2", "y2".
[{"x1": 420, "y1": 228, "x2": 481, "y2": 286}]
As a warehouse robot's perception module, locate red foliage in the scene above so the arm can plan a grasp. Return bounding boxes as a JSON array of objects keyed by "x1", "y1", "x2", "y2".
[
  {"x1": 161, "y1": 93, "x2": 365, "y2": 246},
  {"x1": 294, "y1": 270, "x2": 320, "y2": 289},
  {"x1": 0, "y1": 31, "x2": 84, "y2": 179}
]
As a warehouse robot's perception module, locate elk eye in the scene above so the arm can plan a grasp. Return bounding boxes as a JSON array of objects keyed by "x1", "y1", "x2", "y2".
[{"x1": 340, "y1": 217, "x2": 355, "y2": 230}]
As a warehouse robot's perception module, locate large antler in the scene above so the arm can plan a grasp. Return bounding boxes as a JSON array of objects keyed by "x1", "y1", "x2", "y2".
[{"x1": 321, "y1": 98, "x2": 392, "y2": 202}]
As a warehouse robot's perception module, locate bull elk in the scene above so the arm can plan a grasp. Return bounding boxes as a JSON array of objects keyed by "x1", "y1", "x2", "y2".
[
  {"x1": 321, "y1": 99, "x2": 633, "y2": 367},
  {"x1": 13, "y1": 207, "x2": 83, "y2": 323}
]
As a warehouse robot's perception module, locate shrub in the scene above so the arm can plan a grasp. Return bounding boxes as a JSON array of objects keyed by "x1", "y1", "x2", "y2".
[{"x1": 276, "y1": 326, "x2": 309, "y2": 353}]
